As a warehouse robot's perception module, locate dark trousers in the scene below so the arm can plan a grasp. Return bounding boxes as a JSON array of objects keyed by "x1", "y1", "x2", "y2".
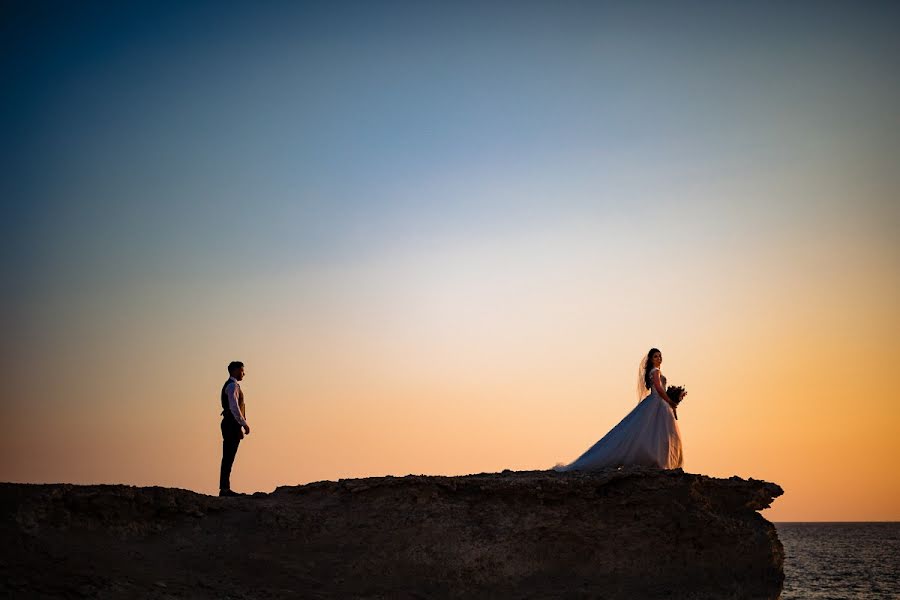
[{"x1": 219, "y1": 418, "x2": 242, "y2": 491}]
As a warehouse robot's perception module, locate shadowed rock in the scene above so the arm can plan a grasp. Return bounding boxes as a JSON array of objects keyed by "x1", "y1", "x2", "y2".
[{"x1": 1, "y1": 468, "x2": 784, "y2": 598}]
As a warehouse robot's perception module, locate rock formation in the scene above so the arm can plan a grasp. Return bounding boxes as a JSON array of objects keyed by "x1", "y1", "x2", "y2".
[{"x1": 1, "y1": 468, "x2": 783, "y2": 598}]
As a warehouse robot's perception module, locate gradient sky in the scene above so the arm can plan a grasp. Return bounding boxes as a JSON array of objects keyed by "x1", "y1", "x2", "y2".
[{"x1": 2, "y1": 1, "x2": 898, "y2": 521}]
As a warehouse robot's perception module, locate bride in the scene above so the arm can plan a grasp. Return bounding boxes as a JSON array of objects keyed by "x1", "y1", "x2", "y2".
[{"x1": 555, "y1": 348, "x2": 683, "y2": 471}]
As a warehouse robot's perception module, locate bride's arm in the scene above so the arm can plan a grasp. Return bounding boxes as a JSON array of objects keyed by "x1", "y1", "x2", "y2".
[{"x1": 651, "y1": 370, "x2": 675, "y2": 408}]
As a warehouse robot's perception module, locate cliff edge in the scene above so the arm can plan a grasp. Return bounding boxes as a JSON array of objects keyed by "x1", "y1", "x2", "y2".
[{"x1": 1, "y1": 468, "x2": 783, "y2": 599}]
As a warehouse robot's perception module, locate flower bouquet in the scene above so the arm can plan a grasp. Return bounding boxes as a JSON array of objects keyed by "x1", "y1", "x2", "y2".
[{"x1": 665, "y1": 385, "x2": 687, "y2": 420}]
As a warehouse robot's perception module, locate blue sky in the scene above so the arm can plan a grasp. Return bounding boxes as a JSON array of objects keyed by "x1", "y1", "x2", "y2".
[{"x1": 6, "y1": 2, "x2": 896, "y2": 288}]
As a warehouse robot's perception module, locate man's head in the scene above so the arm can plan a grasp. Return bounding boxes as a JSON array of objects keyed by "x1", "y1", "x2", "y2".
[{"x1": 227, "y1": 361, "x2": 245, "y2": 381}]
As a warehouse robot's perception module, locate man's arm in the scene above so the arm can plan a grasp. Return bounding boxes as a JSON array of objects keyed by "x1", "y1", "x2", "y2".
[{"x1": 225, "y1": 382, "x2": 248, "y2": 429}]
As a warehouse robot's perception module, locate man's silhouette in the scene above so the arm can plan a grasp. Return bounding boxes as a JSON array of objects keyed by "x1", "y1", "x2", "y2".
[{"x1": 219, "y1": 361, "x2": 250, "y2": 496}]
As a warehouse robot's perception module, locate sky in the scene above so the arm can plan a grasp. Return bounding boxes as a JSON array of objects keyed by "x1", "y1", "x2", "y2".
[{"x1": 2, "y1": 1, "x2": 898, "y2": 521}]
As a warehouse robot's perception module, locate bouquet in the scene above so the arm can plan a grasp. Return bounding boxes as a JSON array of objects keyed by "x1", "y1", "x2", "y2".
[{"x1": 665, "y1": 385, "x2": 687, "y2": 420}]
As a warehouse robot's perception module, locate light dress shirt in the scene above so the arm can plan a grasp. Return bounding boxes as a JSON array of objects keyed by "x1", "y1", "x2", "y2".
[{"x1": 224, "y1": 377, "x2": 247, "y2": 428}]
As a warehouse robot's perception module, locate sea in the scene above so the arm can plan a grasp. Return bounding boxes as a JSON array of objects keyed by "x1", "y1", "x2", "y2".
[{"x1": 776, "y1": 522, "x2": 900, "y2": 599}]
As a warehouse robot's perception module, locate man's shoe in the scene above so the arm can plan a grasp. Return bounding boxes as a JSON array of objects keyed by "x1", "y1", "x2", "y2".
[{"x1": 219, "y1": 489, "x2": 241, "y2": 497}]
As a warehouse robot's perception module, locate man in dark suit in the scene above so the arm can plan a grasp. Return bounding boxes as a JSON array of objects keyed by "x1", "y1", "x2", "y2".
[{"x1": 219, "y1": 361, "x2": 250, "y2": 497}]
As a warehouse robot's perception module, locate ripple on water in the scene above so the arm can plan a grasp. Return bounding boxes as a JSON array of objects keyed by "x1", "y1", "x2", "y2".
[{"x1": 776, "y1": 522, "x2": 900, "y2": 600}]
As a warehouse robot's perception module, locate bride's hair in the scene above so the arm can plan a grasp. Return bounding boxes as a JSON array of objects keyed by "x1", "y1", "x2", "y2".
[{"x1": 643, "y1": 348, "x2": 661, "y2": 390}]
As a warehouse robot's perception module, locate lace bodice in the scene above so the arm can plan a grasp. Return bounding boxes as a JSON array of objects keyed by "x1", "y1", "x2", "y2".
[{"x1": 648, "y1": 367, "x2": 666, "y2": 396}]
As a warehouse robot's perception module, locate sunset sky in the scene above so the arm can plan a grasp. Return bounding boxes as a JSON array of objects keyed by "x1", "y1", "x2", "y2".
[{"x1": 2, "y1": 1, "x2": 898, "y2": 521}]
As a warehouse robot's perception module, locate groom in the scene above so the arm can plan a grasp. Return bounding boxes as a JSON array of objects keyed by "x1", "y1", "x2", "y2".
[{"x1": 219, "y1": 361, "x2": 250, "y2": 497}]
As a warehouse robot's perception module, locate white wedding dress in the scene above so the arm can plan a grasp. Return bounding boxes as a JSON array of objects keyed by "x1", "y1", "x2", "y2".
[{"x1": 555, "y1": 367, "x2": 683, "y2": 471}]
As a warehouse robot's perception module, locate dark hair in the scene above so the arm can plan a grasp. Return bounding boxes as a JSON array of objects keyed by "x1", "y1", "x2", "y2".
[
  {"x1": 643, "y1": 348, "x2": 660, "y2": 390},
  {"x1": 227, "y1": 361, "x2": 244, "y2": 374}
]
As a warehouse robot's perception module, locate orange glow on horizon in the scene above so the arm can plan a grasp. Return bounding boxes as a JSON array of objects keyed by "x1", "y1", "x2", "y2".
[{"x1": 4, "y1": 224, "x2": 898, "y2": 523}]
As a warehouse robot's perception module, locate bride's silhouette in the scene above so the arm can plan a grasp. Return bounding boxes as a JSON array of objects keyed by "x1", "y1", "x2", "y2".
[{"x1": 556, "y1": 348, "x2": 683, "y2": 471}]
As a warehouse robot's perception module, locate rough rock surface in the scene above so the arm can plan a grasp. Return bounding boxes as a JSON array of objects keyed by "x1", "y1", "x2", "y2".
[{"x1": 1, "y1": 468, "x2": 783, "y2": 599}]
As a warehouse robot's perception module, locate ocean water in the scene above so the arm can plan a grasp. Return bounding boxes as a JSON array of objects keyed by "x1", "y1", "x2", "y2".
[{"x1": 776, "y1": 522, "x2": 900, "y2": 599}]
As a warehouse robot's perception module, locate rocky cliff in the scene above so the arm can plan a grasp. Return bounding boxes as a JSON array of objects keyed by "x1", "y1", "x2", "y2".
[{"x1": 1, "y1": 468, "x2": 783, "y2": 599}]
